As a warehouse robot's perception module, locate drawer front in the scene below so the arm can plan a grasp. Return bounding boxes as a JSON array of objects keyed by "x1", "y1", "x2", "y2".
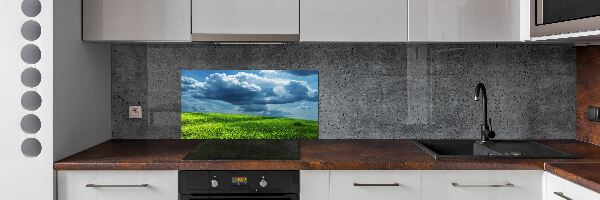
[
  {"x1": 57, "y1": 170, "x2": 178, "y2": 200},
  {"x1": 330, "y1": 170, "x2": 420, "y2": 200},
  {"x1": 422, "y1": 170, "x2": 543, "y2": 200},
  {"x1": 545, "y1": 172, "x2": 600, "y2": 200}
]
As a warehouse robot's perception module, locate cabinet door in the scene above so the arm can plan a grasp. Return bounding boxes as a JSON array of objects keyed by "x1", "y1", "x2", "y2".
[
  {"x1": 409, "y1": 0, "x2": 529, "y2": 42},
  {"x1": 545, "y1": 172, "x2": 600, "y2": 200},
  {"x1": 330, "y1": 170, "x2": 420, "y2": 200},
  {"x1": 301, "y1": 0, "x2": 408, "y2": 42},
  {"x1": 191, "y1": 0, "x2": 299, "y2": 35},
  {"x1": 57, "y1": 170, "x2": 178, "y2": 200},
  {"x1": 300, "y1": 170, "x2": 330, "y2": 200},
  {"x1": 82, "y1": 0, "x2": 191, "y2": 41},
  {"x1": 421, "y1": 170, "x2": 542, "y2": 200}
]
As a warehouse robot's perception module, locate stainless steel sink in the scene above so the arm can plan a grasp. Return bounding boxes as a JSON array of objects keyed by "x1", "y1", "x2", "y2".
[{"x1": 412, "y1": 140, "x2": 577, "y2": 160}]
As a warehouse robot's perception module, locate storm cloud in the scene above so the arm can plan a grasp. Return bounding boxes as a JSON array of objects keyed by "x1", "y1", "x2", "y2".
[
  {"x1": 285, "y1": 70, "x2": 319, "y2": 76},
  {"x1": 181, "y1": 72, "x2": 318, "y2": 113}
]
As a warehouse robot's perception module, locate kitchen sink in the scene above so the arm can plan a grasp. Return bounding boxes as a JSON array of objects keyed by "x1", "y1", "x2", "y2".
[{"x1": 412, "y1": 140, "x2": 577, "y2": 160}]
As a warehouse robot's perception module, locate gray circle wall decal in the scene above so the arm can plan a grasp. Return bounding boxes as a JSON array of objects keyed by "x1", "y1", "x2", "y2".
[
  {"x1": 21, "y1": 0, "x2": 41, "y2": 17},
  {"x1": 20, "y1": 114, "x2": 41, "y2": 134},
  {"x1": 21, "y1": 138, "x2": 42, "y2": 157},
  {"x1": 21, "y1": 20, "x2": 41, "y2": 41},
  {"x1": 21, "y1": 44, "x2": 41, "y2": 64},
  {"x1": 21, "y1": 68, "x2": 41, "y2": 88},
  {"x1": 21, "y1": 91, "x2": 42, "y2": 111}
]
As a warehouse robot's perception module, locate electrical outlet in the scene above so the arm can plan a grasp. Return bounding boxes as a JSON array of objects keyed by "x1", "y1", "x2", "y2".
[{"x1": 129, "y1": 106, "x2": 142, "y2": 119}]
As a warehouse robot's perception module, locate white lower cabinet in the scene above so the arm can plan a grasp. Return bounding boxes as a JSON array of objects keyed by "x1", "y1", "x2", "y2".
[
  {"x1": 545, "y1": 172, "x2": 600, "y2": 200},
  {"x1": 57, "y1": 170, "x2": 600, "y2": 200},
  {"x1": 300, "y1": 170, "x2": 545, "y2": 200},
  {"x1": 421, "y1": 170, "x2": 543, "y2": 200},
  {"x1": 57, "y1": 170, "x2": 178, "y2": 200},
  {"x1": 330, "y1": 170, "x2": 421, "y2": 200},
  {"x1": 301, "y1": 170, "x2": 331, "y2": 200}
]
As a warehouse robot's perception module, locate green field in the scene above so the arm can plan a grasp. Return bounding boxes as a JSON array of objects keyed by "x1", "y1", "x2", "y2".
[{"x1": 181, "y1": 112, "x2": 318, "y2": 139}]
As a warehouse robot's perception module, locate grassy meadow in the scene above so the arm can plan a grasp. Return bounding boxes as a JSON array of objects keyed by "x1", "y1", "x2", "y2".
[{"x1": 181, "y1": 112, "x2": 318, "y2": 139}]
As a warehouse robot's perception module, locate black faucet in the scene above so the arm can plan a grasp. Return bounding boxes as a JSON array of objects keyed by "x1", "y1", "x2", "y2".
[{"x1": 474, "y1": 83, "x2": 495, "y2": 142}]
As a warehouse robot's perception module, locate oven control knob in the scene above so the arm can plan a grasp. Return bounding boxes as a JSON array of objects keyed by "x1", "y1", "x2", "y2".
[
  {"x1": 211, "y1": 180, "x2": 219, "y2": 188},
  {"x1": 259, "y1": 179, "x2": 268, "y2": 188}
]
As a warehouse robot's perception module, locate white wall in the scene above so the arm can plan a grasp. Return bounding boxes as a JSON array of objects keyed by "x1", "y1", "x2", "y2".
[
  {"x1": 1, "y1": 0, "x2": 110, "y2": 198},
  {"x1": 0, "y1": 0, "x2": 54, "y2": 199},
  {"x1": 53, "y1": 0, "x2": 111, "y2": 161}
]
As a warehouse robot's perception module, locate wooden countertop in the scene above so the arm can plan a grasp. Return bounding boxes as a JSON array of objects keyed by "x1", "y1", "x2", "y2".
[
  {"x1": 54, "y1": 139, "x2": 600, "y2": 193},
  {"x1": 545, "y1": 162, "x2": 600, "y2": 194},
  {"x1": 54, "y1": 139, "x2": 600, "y2": 170}
]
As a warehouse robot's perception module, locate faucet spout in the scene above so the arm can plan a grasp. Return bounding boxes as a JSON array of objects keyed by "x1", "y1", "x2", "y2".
[{"x1": 474, "y1": 83, "x2": 495, "y2": 142}]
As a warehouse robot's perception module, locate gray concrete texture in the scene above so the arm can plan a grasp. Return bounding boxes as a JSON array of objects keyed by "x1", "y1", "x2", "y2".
[{"x1": 111, "y1": 43, "x2": 576, "y2": 139}]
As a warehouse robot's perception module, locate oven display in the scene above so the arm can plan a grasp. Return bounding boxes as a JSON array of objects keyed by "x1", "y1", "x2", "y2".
[{"x1": 232, "y1": 177, "x2": 248, "y2": 185}]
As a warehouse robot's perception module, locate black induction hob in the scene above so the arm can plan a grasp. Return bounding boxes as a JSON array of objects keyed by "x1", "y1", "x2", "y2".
[{"x1": 183, "y1": 140, "x2": 300, "y2": 160}]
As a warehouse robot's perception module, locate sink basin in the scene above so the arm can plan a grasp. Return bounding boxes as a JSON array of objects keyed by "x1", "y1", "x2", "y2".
[
  {"x1": 410, "y1": 140, "x2": 496, "y2": 157},
  {"x1": 412, "y1": 140, "x2": 577, "y2": 160}
]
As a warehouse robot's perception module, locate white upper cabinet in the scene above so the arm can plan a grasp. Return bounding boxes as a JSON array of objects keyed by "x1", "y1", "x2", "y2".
[
  {"x1": 83, "y1": 0, "x2": 191, "y2": 42},
  {"x1": 81, "y1": 0, "x2": 534, "y2": 42},
  {"x1": 300, "y1": 0, "x2": 408, "y2": 42},
  {"x1": 409, "y1": 0, "x2": 530, "y2": 42},
  {"x1": 191, "y1": 0, "x2": 300, "y2": 41}
]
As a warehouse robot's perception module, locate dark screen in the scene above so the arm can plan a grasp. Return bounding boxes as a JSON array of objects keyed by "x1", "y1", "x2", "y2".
[
  {"x1": 542, "y1": 0, "x2": 600, "y2": 24},
  {"x1": 183, "y1": 140, "x2": 300, "y2": 160}
]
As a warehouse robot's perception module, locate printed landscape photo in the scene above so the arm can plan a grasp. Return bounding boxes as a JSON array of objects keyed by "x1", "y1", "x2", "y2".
[{"x1": 181, "y1": 70, "x2": 319, "y2": 139}]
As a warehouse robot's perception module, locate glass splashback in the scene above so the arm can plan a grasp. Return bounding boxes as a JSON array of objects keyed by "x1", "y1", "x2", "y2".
[{"x1": 181, "y1": 70, "x2": 319, "y2": 139}]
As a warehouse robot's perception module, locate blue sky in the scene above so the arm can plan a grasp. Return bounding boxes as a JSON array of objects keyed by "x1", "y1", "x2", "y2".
[{"x1": 181, "y1": 70, "x2": 318, "y2": 120}]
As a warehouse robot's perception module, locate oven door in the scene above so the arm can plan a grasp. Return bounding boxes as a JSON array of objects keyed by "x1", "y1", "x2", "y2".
[
  {"x1": 532, "y1": 0, "x2": 600, "y2": 37},
  {"x1": 180, "y1": 194, "x2": 299, "y2": 200}
]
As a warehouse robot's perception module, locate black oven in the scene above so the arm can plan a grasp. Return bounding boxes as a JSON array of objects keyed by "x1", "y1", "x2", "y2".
[
  {"x1": 533, "y1": 0, "x2": 600, "y2": 37},
  {"x1": 179, "y1": 171, "x2": 299, "y2": 200},
  {"x1": 179, "y1": 194, "x2": 298, "y2": 200}
]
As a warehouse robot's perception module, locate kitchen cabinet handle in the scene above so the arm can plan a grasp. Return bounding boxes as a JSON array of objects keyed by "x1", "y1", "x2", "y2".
[
  {"x1": 553, "y1": 192, "x2": 573, "y2": 200},
  {"x1": 451, "y1": 182, "x2": 514, "y2": 188},
  {"x1": 85, "y1": 184, "x2": 149, "y2": 188},
  {"x1": 353, "y1": 183, "x2": 400, "y2": 187}
]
